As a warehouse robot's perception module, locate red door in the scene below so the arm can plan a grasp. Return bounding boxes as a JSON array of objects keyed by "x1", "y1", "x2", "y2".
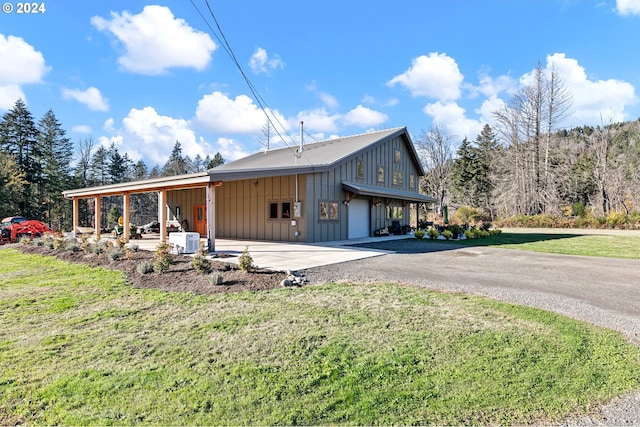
[{"x1": 193, "y1": 205, "x2": 206, "y2": 236}]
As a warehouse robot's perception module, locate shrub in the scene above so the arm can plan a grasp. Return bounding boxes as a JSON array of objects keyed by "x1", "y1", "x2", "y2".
[
  {"x1": 427, "y1": 227, "x2": 439, "y2": 240},
  {"x1": 153, "y1": 243, "x2": 173, "y2": 274},
  {"x1": 207, "y1": 271, "x2": 224, "y2": 285},
  {"x1": 125, "y1": 243, "x2": 139, "y2": 252},
  {"x1": 19, "y1": 236, "x2": 33, "y2": 245},
  {"x1": 64, "y1": 242, "x2": 80, "y2": 252},
  {"x1": 153, "y1": 257, "x2": 171, "y2": 274},
  {"x1": 106, "y1": 248, "x2": 122, "y2": 261},
  {"x1": 414, "y1": 229, "x2": 425, "y2": 239},
  {"x1": 489, "y1": 228, "x2": 502, "y2": 235},
  {"x1": 238, "y1": 246, "x2": 254, "y2": 272},
  {"x1": 442, "y1": 229, "x2": 453, "y2": 240},
  {"x1": 192, "y1": 241, "x2": 212, "y2": 275},
  {"x1": 114, "y1": 236, "x2": 126, "y2": 249},
  {"x1": 137, "y1": 261, "x2": 154, "y2": 275}
]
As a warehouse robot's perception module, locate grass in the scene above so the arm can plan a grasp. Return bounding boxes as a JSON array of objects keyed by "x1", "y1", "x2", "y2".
[
  {"x1": 1, "y1": 249, "x2": 640, "y2": 425},
  {"x1": 454, "y1": 232, "x2": 640, "y2": 259}
]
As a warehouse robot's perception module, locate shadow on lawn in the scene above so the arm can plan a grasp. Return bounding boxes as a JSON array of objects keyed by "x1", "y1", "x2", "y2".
[{"x1": 351, "y1": 232, "x2": 583, "y2": 254}]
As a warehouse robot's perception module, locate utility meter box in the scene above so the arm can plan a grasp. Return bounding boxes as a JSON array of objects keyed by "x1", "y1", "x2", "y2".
[
  {"x1": 293, "y1": 202, "x2": 302, "y2": 218},
  {"x1": 169, "y1": 232, "x2": 200, "y2": 254}
]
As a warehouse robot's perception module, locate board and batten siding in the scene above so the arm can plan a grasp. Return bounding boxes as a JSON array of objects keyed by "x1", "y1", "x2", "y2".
[
  {"x1": 166, "y1": 187, "x2": 205, "y2": 232},
  {"x1": 305, "y1": 133, "x2": 423, "y2": 241},
  {"x1": 215, "y1": 175, "x2": 306, "y2": 242}
]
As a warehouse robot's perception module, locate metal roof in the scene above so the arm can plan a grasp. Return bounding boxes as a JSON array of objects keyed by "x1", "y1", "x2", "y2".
[
  {"x1": 342, "y1": 182, "x2": 436, "y2": 203},
  {"x1": 209, "y1": 127, "x2": 425, "y2": 180}
]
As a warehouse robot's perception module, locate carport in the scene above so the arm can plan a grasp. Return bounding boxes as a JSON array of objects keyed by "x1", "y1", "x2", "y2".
[{"x1": 62, "y1": 172, "x2": 222, "y2": 251}]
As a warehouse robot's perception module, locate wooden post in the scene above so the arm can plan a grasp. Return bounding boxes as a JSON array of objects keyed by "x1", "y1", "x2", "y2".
[
  {"x1": 206, "y1": 182, "x2": 216, "y2": 252},
  {"x1": 158, "y1": 189, "x2": 167, "y2": 244},
  {"x1": 72, "y1": 197, "x2": 79, "y2": 237},
  {"x1": 94, "y1": 196, "x2": 101, "y2": 240},
  {"x1": 123, "y1": 192, "x2": 131, "y2": 241}
]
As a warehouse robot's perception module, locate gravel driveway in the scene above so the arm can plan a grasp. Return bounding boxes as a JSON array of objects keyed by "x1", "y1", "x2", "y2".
[{"x1": 302, "y1": 238, "x2": 640, "y2": 425}]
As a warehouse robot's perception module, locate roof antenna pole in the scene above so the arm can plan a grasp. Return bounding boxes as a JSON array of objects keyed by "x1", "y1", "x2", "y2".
[{"x1": 299, "y1": 121, "x2": 304, "y2": 153}]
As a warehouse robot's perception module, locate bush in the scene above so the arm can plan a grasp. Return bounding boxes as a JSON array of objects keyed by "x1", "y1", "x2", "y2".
[
  {"x1": 64, "y1": 242, "x2": 80, "y2": 252},
  {"x1": 153, "y1": 257, "x2": 171, "y2": 274},
  {"x1": 427, "y1": 227, "x2": 439, "y2": 240},
  {"x1": 442, "y1": 229, "x2": 453, "y2": 240},
  {"x1": 414, "y1": 229, "x2": 425, "y2": 239},
  {"x1": 153, "y1": 243, "x2": 173, "y2": 274},
  {"x1": 238, "y1": 246, "x2": 254, "y2": 272},
  {"x1": 106, "y1": 248, "x2": 122, "y2": 261},
  {"x1": 137, "y1": 261, "x2": 154, "y2": 275},
  {"x1": 207, "y1": 271, "x2": 224, "y2": 285},
  {"x1": 192, "y1": 241, "x2": 212, "y2": 275}
]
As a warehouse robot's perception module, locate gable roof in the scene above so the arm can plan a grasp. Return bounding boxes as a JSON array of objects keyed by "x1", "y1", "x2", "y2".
[{"x1": 209, "y1": 127, "x2": 425, "y2": 180}]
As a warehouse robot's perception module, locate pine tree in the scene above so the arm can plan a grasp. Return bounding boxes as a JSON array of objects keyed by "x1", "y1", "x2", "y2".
[
  {"x1": 449, "y1": 137, "x2": 476, "y2": 206},
  {"x1": 0, "y1": 151, "x2": 27, "y2": 218},
  {"x1": 472, "y1": 124, "x2": 499, "y2": 212},
  {"x1": 163, "y1": 141, "x2": 188, "y2": 176},
  {"x1": 0, "y1": 99, "x2": 41, "y2": 218},
  {"x1": 37, "y1": 109, "x2": 73, "y2": 230},
  {"x1": 208, "y1": 152, "x2": 225, "y2": 169}
]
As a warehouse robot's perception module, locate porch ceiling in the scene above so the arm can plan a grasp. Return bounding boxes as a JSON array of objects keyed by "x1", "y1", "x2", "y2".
[{"x1": 342, "y1": 181, "x2": 436, "y2": 203}]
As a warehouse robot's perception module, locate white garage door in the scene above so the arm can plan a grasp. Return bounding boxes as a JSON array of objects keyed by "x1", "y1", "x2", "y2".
[{"x1": 348, "y1": 199, "x2": 370, "y2": 239}]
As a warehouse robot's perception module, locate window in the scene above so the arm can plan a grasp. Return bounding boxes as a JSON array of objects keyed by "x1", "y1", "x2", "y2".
[
  {"x1": 409, "y1": 174, "x2": 416, "y2": 190},
  {"x1": 393, "y1": 170, "x2": 403, "y2": 187},
  {"x1": 394, "y1": 149, "x2": 401, "y2": 163},
  {"x1": 269, "y1": 202, "x2": 278, "y2": 219},
  {"x1": 269, "y1": 201, "x2": 292, "y2": 219},
  {"x1": 357, "y1": 159, "x2": 365, "y2": 180},
  {"x1": 319, "y1": 201, "x2": 339, "y2": 221},
  {"x1": 377, "y1": 165, "x2": 384, "y2": 184},
  {"x1": 387, "y1": 206, "x2": 403, "y2": 219},
  {"x1": 281, "y1": 202, "x2": 291, "y2": 218}
]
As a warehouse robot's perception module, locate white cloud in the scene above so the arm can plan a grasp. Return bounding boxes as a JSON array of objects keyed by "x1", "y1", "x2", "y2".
[
  {"x1": 72, "y1": 125, "x2": 92, "y2": 134},
  {"x1": 471, "y1": 73, "x2": 516, "y2": 98},
  {"x1": 62, "y1": 86, "x2": 109, "y2": 111},
  {"x1": 545, "y1": 53, "x2": 637, "y2": 124},
  {"x1": 305, "y1": 81, "x2": 339, "y2": 109},
  {"x1": 249, "y1": 47, "x2": 285, "y2": 74},
  {"x1": 194, "y1": 91, "x2": 286, "y2": 134},
  {"x1": 0, "y1": 34, "x2": 49, "y2": 108},
  {"x1": 387, "y1": 52, "x2": 463, "y2": 101},
  {"x1": 423, "y1": 101, "x2": 484, "y2": 140},
  {"x1": 213, "y1": 137, "x2": 252, "y2": 162},
  {"x1": 91, "y1": 5, "x2": 216, "y2": 75},
  {"x1": 616, "y1": 0, "x2": 640, "y2": 15},
  {"x1": 102, "y1": 106, "x2": 209, "y2": 165},
  {"x1": 295, "y1": 108, "x2": 341, "y2": 133},
  {"x1": 0, "y1": 85, "x2": 25, "y2": 110},
  {"x1": 343, "y1": 105, "x2": 388, "y2": 127}
]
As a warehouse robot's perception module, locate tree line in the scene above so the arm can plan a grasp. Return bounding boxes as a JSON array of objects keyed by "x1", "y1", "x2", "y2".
[
  {"x1": 417, "y1": 63, "x2": 640, "y2": 224},
  {"x1": 0, "y1": 99, "x2": 225, "y2": 231}
]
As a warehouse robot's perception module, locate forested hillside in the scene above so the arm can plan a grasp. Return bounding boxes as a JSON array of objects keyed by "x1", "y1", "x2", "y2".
[
  {"x1": 418, "y1": 64, "x2": 640, "y2": 228},
  {"x1": 0, "y1": 99, "x2": 224, "y2": 231}
]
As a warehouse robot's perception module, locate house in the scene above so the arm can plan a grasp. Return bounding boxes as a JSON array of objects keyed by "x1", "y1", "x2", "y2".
[{"x1": 63, "y1": 127, "x2": 435, "y2": 250}]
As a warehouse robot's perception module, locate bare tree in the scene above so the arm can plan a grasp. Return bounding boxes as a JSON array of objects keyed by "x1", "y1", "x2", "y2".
[
  {"x1": 416, "y1": 124, "x2": 455, "y2": 218},
  {"x1": 493, "y1": 62, "x2": 572, "y2": 215}
]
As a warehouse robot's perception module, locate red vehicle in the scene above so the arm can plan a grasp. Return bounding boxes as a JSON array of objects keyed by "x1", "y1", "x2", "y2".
[{"x1": 0, "y1": 216, "x2": 53, "y2": 244}]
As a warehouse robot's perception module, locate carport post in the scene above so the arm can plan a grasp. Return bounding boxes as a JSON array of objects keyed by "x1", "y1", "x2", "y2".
[{"x1": 206, "y1": 182, "x2": 216, "y2": 252}]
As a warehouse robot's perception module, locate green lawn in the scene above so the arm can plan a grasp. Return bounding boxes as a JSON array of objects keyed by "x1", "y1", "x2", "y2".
[
  {"x1": 455, "y1": 232, "x2": 640, "y2": 259},
  {"x1": 1, "y1": 249, "x2": 639, "y2": 425}
]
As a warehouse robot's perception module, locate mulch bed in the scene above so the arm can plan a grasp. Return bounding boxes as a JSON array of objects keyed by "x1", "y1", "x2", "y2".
[{"x1": 16, "y1": 244, "x2": 288, "y2": 295}]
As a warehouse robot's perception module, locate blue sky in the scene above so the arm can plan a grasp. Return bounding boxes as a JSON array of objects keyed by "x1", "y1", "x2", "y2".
[{"x1": 2, "y1": 0, "x2": 640, "y2": 167}]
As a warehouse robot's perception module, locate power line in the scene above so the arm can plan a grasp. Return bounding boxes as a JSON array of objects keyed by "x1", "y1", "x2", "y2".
[{"x1": 190, "y1": 0, "x2": 311, "y2": 162}]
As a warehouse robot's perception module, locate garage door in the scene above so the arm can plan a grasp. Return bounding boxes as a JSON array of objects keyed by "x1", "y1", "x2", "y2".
[{"x1": 348, "y1": 199, "x2": 370, "y2": 239}]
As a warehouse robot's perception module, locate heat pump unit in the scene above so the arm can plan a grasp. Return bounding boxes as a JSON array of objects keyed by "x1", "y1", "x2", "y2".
[{"x1": 169, "y1": 232, "x2": 200, "y2": 254}]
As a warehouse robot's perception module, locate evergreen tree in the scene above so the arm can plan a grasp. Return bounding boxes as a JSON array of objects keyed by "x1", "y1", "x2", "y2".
[
  {"x1": 0, "y1": 151, "x2": 27, "y2": 218},
  {"x1": 37, "y1": 109, "x2": 73, "y2": 229},
  {"x1": 449, "y1": 137, "x2": 476, "y2": 206},
  {"x1": 0, "y1": 99, "x2": 41, "y2": 218},
  {"x1": 163, "y1": 141, "x2": 188, "y2": 176},
  {"x1": 89, "y1": 146, "x2": 109, "y2": 185},
  {"x1": 107, "y1": 142, "x2": 128, "y2": 183},
  {"x1": 208, "y1": 152, "x2": 225, "y2": 169},
  {"x1": 472, "y1": 124, "x2": 499, "y2": 212}
]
